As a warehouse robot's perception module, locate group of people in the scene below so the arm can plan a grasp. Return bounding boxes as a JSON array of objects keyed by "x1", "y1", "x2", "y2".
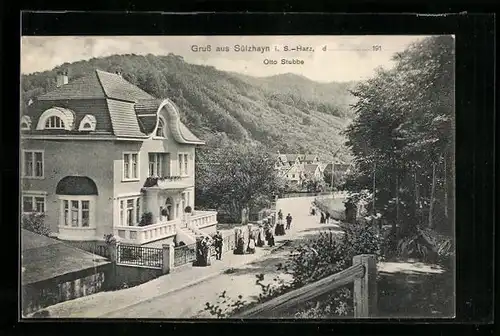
[
  {"x1": 275, "y1": 209, "x2": 293, "y2": 236},
  {"x1": 232, "y1": 209, "x2": 294, "y2": 255},
  {"x1": 310, "y1": 203, "x2": 331, "y2": 224}
]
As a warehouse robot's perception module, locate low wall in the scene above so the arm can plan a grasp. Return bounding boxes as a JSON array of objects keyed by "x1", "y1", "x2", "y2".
[
  {"x1": 114, "y1": 264, "x2": 163, "y2": 289},
  {"x1": 22, "y1": 263, "x2": 113, "y2": 316},
  {"x1": 63, "y1": 240, "x2": 110, "y2": 259},
  {"x1": 283, "y1": 192, "x2": 332, "y2": 198}
]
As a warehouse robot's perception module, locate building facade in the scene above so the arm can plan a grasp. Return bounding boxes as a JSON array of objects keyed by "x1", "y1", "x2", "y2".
[{"x1": 21, "y1": 70, "x2": 217, "y2": 246}]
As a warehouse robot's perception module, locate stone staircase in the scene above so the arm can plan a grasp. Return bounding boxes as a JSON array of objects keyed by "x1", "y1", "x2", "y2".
[{"x1": 177, "y1": 226, "x2": 210, "y2": 245}]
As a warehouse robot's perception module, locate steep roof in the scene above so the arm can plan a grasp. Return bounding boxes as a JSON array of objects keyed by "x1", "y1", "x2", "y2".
[
  {"x1": 304, "y1": 164, "x2": 319, "y2": 175},
  {"x1": 37, "y1": 70, "x2": 154, "y2": 102},
  {"x1": 26, "y1": 70, "x2": 204, "y2": 143}
]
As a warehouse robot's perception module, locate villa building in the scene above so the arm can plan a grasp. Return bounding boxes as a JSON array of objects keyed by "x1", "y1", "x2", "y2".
[
  {"x1": 20, "y1": 69, "x2": 217, "y2": 247},
  {"x1": 274, "y1": 152, "x2": 322, "y2": 186}
]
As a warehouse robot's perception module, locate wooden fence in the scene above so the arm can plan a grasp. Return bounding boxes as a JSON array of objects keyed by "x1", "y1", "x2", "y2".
[{"x1": 235, "y1": 254, "x2": 377, "y2": 318}]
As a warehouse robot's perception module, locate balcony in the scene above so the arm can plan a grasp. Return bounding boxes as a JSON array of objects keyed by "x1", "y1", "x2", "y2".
[
  {"x1": 114, "y1": 218, "x2": 179, "y2": 245},
  {"x1": 142, "y1": 176, "x2": 191, "y2": 191}
]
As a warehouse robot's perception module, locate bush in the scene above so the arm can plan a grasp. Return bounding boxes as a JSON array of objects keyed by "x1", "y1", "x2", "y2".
[
  {"x1": 22, "y1": 213, "x2": 50, "y2": 236},
  {"x1": 204, "y1": 225, "x2": 382, "y2": 318},
  {"x1": 139, "y1": 212, "x2": 153, "y2": 226}
]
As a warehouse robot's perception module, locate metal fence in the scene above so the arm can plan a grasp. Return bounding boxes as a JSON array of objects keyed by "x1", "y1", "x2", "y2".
[
  {"x1": 117, "y1": 244, "x2": 163, "y2": 269},
  {"x1": 173, "y1": 243, "x2": 197, "y2": 267}
]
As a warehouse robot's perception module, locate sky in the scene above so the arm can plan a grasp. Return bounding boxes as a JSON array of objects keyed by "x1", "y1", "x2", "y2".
[{"x1": 21, "y1": 35, "x2": 432, "y2": 82}]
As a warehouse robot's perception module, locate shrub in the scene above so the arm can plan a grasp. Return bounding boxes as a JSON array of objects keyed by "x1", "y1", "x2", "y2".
[
  {"x1": 204, "y1": 225, "x2": 382, "y2": 318},
  {"x1": 22, "y1": 213, "x2": 50, "y2": 236},
  {"x1": 139, "y1": 212, "x2": 153, "y2": 226}
]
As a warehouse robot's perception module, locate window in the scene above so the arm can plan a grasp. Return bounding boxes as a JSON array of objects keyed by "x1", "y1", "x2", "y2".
[
  {"x1": 45, "y1": 116, "x2": 65, "y2": 129},
  {"x1": 61, "y1": 198, "x2": 93, "y2": 228},
  {"x1": 123, "y1": 153, "x2": 139, "y2": 180},
  {"x1": 178, "y1": 153, "x2": 189, "y2": 176},
  {"x1": 119, "y1": 197, "x2": 141, "y2": 226},
  {"x1": 178, "y1": 154, "x2": 183, "y2": 175},
  {"x1": 78, "y1": 114, "x2": 97, "y2": 131},
  {"x1": 22, "y1": 195, "x2": 45, "y2": 213},
  {"x1": 21, "y1": 116, "x2": 32, "y2": 130},
  {"x1": 37, "y1": 107, "x2": 75, "y2": 130},
  {"x1": 23, "y1": 150, "x2": 44, "y2": 178},
  {"x1": 82, "y1": 201, "x2": 90, "y2": 227},
  {"x1": 148, "y1": 153, "x2": 167, "y2": 177},
  {"x1": 155, "y1": 116, "x2": 166, "y2": 137},
  {"x1": 184, "y1": 154, "x2": 188, "y2": 176}
]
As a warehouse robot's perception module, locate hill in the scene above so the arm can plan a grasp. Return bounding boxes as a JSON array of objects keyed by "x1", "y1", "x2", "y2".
[{"x1": 21, "y1": 54, "x2": 356, "y2": 161}]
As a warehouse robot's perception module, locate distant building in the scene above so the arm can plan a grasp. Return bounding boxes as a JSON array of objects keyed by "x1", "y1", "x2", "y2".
[{"x1": 274, "y1": 152, "x2": 322, "y2": 186}]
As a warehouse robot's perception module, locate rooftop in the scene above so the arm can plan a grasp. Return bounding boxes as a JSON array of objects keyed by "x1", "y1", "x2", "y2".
[{"x1": 21, "y1": 229, "x2": 110, "y2": 285}]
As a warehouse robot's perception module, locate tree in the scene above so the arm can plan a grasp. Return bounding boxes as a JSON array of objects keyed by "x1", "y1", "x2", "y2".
[
  {"x1": 344, "y1": 36, "x2": 455, "y2": 237},
  {"x1": 195, "y1": 134, "x2": 284, "y2": 222}
]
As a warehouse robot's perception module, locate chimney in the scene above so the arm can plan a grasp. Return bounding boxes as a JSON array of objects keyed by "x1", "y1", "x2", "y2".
[{"x1": 56, "y1": 71, "x2": 69, "y2": 87}]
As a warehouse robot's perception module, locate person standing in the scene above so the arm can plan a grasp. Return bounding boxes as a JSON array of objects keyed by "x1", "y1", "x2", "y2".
[
  {"x1": 277, "y1": 209, "x2": 283, "y2": 225},
  {"x1": 247, "y1": 233, "x2": 256, "y2": 254},
  {"x1": 257, "y1": 224, "x2": 265, "y2": 247},
  {"x1": 267, "y1": 228, "x2": 275, "y2": 247},
  {"x1": 286, "y1": 213, "x2": 293, "y2": 230},
  {"x1": 214, "y1": 231, "x2": 223, "y2": 260}
]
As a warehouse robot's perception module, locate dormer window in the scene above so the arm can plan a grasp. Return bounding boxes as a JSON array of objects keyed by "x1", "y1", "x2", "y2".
[
  {"x1": 36, "y1": 107, "x2": 75, "y2": 131},
  {"x1": 155, "y1": 116, "x2": 166, "y2": 138},
  {"x1": 78, "y1": 114, "x2": 97, "y2": 131},
  {"x1": 20, "y1": 116, "x2": 32, "y2": 130},
  {"x1": 45, "y1": 116, "x2": 65, "y2": 129}
]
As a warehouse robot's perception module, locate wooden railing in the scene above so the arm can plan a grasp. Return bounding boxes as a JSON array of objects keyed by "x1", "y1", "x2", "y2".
[{"x1": 235, "y1": 254, "x2": 377, "y2": 318}]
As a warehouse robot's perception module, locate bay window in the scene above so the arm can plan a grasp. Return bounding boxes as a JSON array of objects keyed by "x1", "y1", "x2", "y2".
[{"x1": 60, "y1": 197, "x2": 94, "y2": 228}]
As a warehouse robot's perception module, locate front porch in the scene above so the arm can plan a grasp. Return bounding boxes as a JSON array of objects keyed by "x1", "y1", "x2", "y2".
[{"x1": 114, "y1": 210, "x2": 218, "y2": 245}]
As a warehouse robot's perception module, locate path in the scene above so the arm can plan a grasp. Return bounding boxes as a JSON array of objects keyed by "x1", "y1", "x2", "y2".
[
  {"x1": 37, "y1": 196, "x2": 340, "y2": 318},
  {"x1": 101, "y1": 196, "x2": 334, "y2": 318}
]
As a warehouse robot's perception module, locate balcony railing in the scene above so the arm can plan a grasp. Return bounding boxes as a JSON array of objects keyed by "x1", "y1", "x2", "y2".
[
  {"x1": 114, "y1": 218, "x2": 179, "y2": 245},
  {"x1": 189, "y1": 210, "x2": 218, "y2": 229},
  {"x1": 143, "y1": 176, "x2": 191, "y2": 190}
]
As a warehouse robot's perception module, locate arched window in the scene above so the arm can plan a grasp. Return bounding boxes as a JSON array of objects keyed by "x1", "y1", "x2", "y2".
[
  {"x1": 20, "y1": 116, "x2": 32, "y2": 130},
  {"x1": 36, "y1": 107, "x2": 75, "y2": 131},
  {"x1": 45, "y1": 116, "x2": 65, "y2": 129},
  {"x1": 155, "y1": 116, "x2": 166, "y2": 138},
  {"x1": 78, "y1": 114, "x2": 97, "y2": 131}
]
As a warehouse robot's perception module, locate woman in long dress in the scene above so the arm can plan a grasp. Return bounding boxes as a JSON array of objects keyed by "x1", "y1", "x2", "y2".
[
  {"x1": 247, "y1": 234, "x2": 256, "y2": 254},
  {"x1": 257, "y1": 225, "x2": 265, "y2": 247}
]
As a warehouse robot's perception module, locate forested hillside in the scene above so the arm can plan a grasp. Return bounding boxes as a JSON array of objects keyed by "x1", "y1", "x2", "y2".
[{"x1": 21, "y1": 53, "x2": 356, "y2": 161}]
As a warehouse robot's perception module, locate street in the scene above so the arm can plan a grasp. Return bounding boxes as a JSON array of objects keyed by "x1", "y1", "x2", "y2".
[{"x1": 102, "y1": 196, "x2": 343, "y2": 318}]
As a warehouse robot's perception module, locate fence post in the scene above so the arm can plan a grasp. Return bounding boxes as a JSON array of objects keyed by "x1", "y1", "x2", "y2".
[
  {"x1": 162, "y1": 243, "x2": 175, "y2": 274},
  {"x1": 107, "y1": 243, "x2": 119, "y2": 290},
  {"x1": 353, "y1": 254, "x2": 378, "y2": 318}
]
